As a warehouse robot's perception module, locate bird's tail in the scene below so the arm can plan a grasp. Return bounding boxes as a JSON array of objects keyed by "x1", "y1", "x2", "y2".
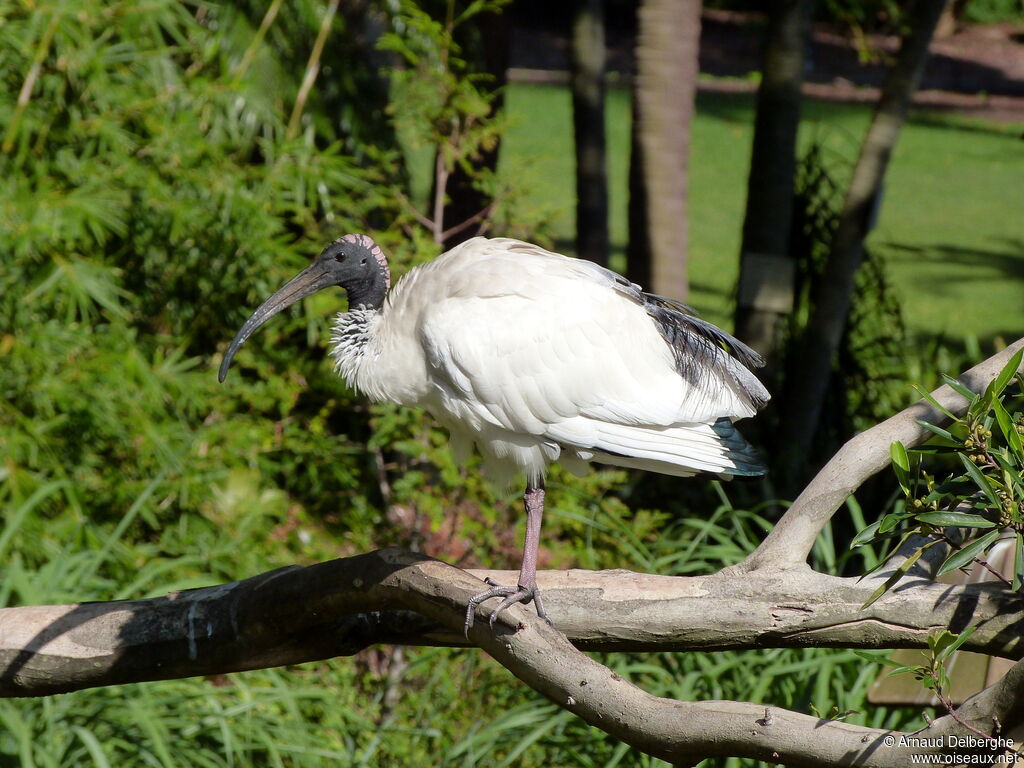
[{"x1": 583, "y1": 418, "x2": 766, "y2": 478}]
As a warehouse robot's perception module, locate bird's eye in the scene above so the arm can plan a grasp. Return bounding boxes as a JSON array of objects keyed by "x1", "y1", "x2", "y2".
[{"x1": 335, "y1": 253, "x2": 346, "y2": 263}]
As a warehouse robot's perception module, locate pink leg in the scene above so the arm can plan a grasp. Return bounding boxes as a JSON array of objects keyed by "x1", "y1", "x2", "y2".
[{"x1": 465, "y1": 481, "x2": 552, "y2": 634}]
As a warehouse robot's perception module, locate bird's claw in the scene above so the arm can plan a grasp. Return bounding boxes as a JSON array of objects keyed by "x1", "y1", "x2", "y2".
[{"x1": 463, "y1": 580, "x2": 551, "y2": 636}]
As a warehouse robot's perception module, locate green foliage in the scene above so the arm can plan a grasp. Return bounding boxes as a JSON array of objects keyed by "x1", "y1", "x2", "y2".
[
  {"x1": 963, "y1": 0, "x2": 1024, "y2": 24},
  {"x1": 0, "y1": 0, "x2": 405, "y2": 550},
  {"x1": 854, "y1": 349, "x2": 1024, "y2": 605},
  {"x1": 381, "y1": 0, "x2": 547, "y2": 243},
  {"x1": 381, "y1": 1, "x2": 505, "y2": 162},
  {"x1": 858, "y1": 627, "x2": 977, "y2": 698},
  {"x1": 0, "y1": 2, "x2": 453, "y2": 763}
]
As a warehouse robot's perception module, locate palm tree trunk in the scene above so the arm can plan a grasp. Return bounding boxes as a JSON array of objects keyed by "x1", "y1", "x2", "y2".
[{"x1": 626, "y1": 0, "x2": 701, "y2": 301}]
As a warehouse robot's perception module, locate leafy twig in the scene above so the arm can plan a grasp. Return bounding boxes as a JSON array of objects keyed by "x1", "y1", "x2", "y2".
[
  {"x1": 3, "y1": 9, "x2": 61, "y2": 154},
  {"x1": 286, "y1": 0, "x2": 340, "y2": 140},
  {"x1": 440, "y1": 200, "x2": 497, "y2": 242},
  {"x1": 394, "y1": 188, "x2": 437, "y2": 232},
  {"x1": 232, "y1": 0, "x2": 284, "y2": 82}
]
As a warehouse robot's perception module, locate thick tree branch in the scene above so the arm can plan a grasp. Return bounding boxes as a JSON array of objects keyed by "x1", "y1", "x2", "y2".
[
  {"x1": 2, "y1": 550, "x2": 1022, "y2": 699},
  {"x1": 2, "y1": 550, "x2": 1019, "y2": 766},
  {"x1": 733, "y1": 337, "x2": 1024, "y2": 573}
]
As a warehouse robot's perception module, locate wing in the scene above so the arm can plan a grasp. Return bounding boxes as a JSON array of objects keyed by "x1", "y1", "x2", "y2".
[{"x1": 418, "y1": 240, "x2": 767, "y2": 454}]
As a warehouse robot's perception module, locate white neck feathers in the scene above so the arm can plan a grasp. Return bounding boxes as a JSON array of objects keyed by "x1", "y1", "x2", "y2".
[
  {"x1": 329, "y1": 308, "x2": 379, "y2": 392},
  {"x1": 327, "y1": 279, "x2": 432, "y2": 408}
]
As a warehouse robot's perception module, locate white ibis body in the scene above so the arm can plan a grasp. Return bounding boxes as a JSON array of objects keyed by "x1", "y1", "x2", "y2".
[{"x1": 219, "y1": 235, "x2": 769, "y2": 632}]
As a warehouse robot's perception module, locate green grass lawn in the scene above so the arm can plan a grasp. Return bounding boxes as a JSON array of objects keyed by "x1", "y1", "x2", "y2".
[{"x1": 499, "y1": 82, "x2": 1024, "y2": 343}]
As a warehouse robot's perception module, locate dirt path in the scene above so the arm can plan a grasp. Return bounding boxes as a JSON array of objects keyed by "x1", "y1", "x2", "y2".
[
  {"x1": 510, "y1": 9, "x2": 1024, "y2": 124},
  {"x1": 700, "y1": 10, "x2": 1024, "y2": 123}
]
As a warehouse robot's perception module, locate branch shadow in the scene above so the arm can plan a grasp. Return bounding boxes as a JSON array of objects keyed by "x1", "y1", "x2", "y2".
[
  {"x1": 0, "y1": 556, "x2": 443, "y2": 697},
  {"x1": 879, "y1": 238, "x2": 1024, "y2": 299}
]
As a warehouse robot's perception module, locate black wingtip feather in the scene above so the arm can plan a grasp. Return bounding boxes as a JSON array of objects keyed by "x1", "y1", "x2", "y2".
[
  {"x1": 643, "y1": 293, "x2": 765, "y2": 370},
  {"x1": 596, "y1": 269, "x2": 768, "y2": 410},
  {"x1": 636, "y1": 292, "x2": 770, "y2": 414}
]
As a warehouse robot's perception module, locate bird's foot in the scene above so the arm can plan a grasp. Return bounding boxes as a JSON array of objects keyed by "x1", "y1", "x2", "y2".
[{"x1": 464, "y1": 577, "x2": 551, "y2": 635}]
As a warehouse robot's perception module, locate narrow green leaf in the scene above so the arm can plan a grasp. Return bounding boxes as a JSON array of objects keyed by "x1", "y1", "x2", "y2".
[
  {"x1": 958, "y1": 454, "x2": 1001, "y2": 510},
  {"x1": 860, "y1": 531, "x2": 916, "y2": 579},
  {"x1": 935, "y1": 475, "x2": 976, "y2": 495},
  {"x1": 993, "y1": 397, "x2": 1023, "y2": 455},
  {"x1": 991, "y1": 453, "x2": 1024, "y2": 495},
  {"x1": 851, "y1": 649, "x2": 897, "y2": 665},
  {"x1": 941, "y1": 374, "x2": 978, "y2": 401},
  {"x1": 878, "y1": 510, "x2": 912, "y2": 534},
  {"x1": 913, "y1": 385, "x2": 958, "y2": 421},
  {"x1": 936, "y1": 529, "x2": 1003, "y2": 577},
  {"x1": 890, "y1": 441, "x2": 912, "y2": 496},
  {"x1": 915, "y1": 511, "x2": 997, "y2": 529},
  {"x1": 863, "y1": 528, "x2": 917, "y2": 546},
  {"x1": 912, "y1": 445, "x2": 961, "y2": 455},
  {"x1": 927, "y1": 630, "x2": 950, "y2": 654},
  {"x1": 936, "y1": 626, "x2": 977, "y2": 661},
  {"x1": 890, "y1": 441, "x2": 911, "y2": 473},
  {"x1": 0, "y1": 480, "x2": 69, "y2": 560},
  {"x1": 885, "y1": 665, "x2": 923, "y2": 678},
  {"x1": 73, "y1": 726, "x2": 112, "y2": 768},
  {"x1": 850, "y1": 520, "x2": 882, "y2": 549},
  {"x1": 978, "y1": 381, "x2": 996, "y2": 419},
  {"x1": 916, "y1": 420, "x2": 957, "y2": 442},
  {"x1": 862, "y1": 543, "x2": 935, "y2": 609},
  {"x1": 991, "y1": 348, "x2": 1023, "y2": 398}
]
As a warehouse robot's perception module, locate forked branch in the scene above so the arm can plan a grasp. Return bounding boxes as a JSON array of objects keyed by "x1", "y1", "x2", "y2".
[{"x1": 733, "y1": 337, "x2": 1024, "y2": 573}]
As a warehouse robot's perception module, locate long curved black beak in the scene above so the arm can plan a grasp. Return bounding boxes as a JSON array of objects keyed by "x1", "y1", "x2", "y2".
[{"x1": 218, "y1": 260, "x2": 338, "y2": 382}]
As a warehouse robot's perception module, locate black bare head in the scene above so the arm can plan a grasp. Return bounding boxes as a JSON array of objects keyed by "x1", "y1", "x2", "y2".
[{"x1": 218, "y1": 233, "x2": 391, "y2": 382}]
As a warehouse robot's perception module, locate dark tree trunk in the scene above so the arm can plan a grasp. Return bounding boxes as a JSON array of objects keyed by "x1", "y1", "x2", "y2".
[
  {"x1": 436, "y1": 9, "x2": 510, "y2": 250},
  {"x1": 627, "y1": 93, "x2": 650, "y2": 288},
  {"x1": 626, "y1": 0, "x2": 701, "y2": 300},
  {"x1": 571, "y1": 0, "x2": 609, "y2": 266},
  {"x1": 776, "y1": 0, "x2": 949, "y2": 489},
  {"x1": 733, "y1": 0, "x2": 814, "y2": 361}
]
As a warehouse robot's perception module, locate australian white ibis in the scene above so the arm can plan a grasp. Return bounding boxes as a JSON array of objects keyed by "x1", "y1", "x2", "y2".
[{"x1": 219, "y1": 234, "x2": 769, "y2": 632}]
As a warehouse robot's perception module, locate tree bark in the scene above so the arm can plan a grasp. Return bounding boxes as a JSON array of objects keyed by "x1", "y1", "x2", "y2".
[
  {"x1": 570, "y1": 0, "x2": 609, "y2": 266},
  {"x1": 626, "y1": 0, "x2": 701, "y2": 300},
  {"x1": 733, "y1": 0, "x2": 815, "y2": 361},
  {"x1": 776, "y1": 0, "x2": 950, "y2": 484}
]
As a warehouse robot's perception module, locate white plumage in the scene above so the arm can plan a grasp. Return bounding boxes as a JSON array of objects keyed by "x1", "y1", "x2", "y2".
[
  {"x1": 330, "y1": 237, "x2": 767, "y2": 486},
  {"x1": 220, "y1": 234, "x2": 769, "y2": 632}
]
